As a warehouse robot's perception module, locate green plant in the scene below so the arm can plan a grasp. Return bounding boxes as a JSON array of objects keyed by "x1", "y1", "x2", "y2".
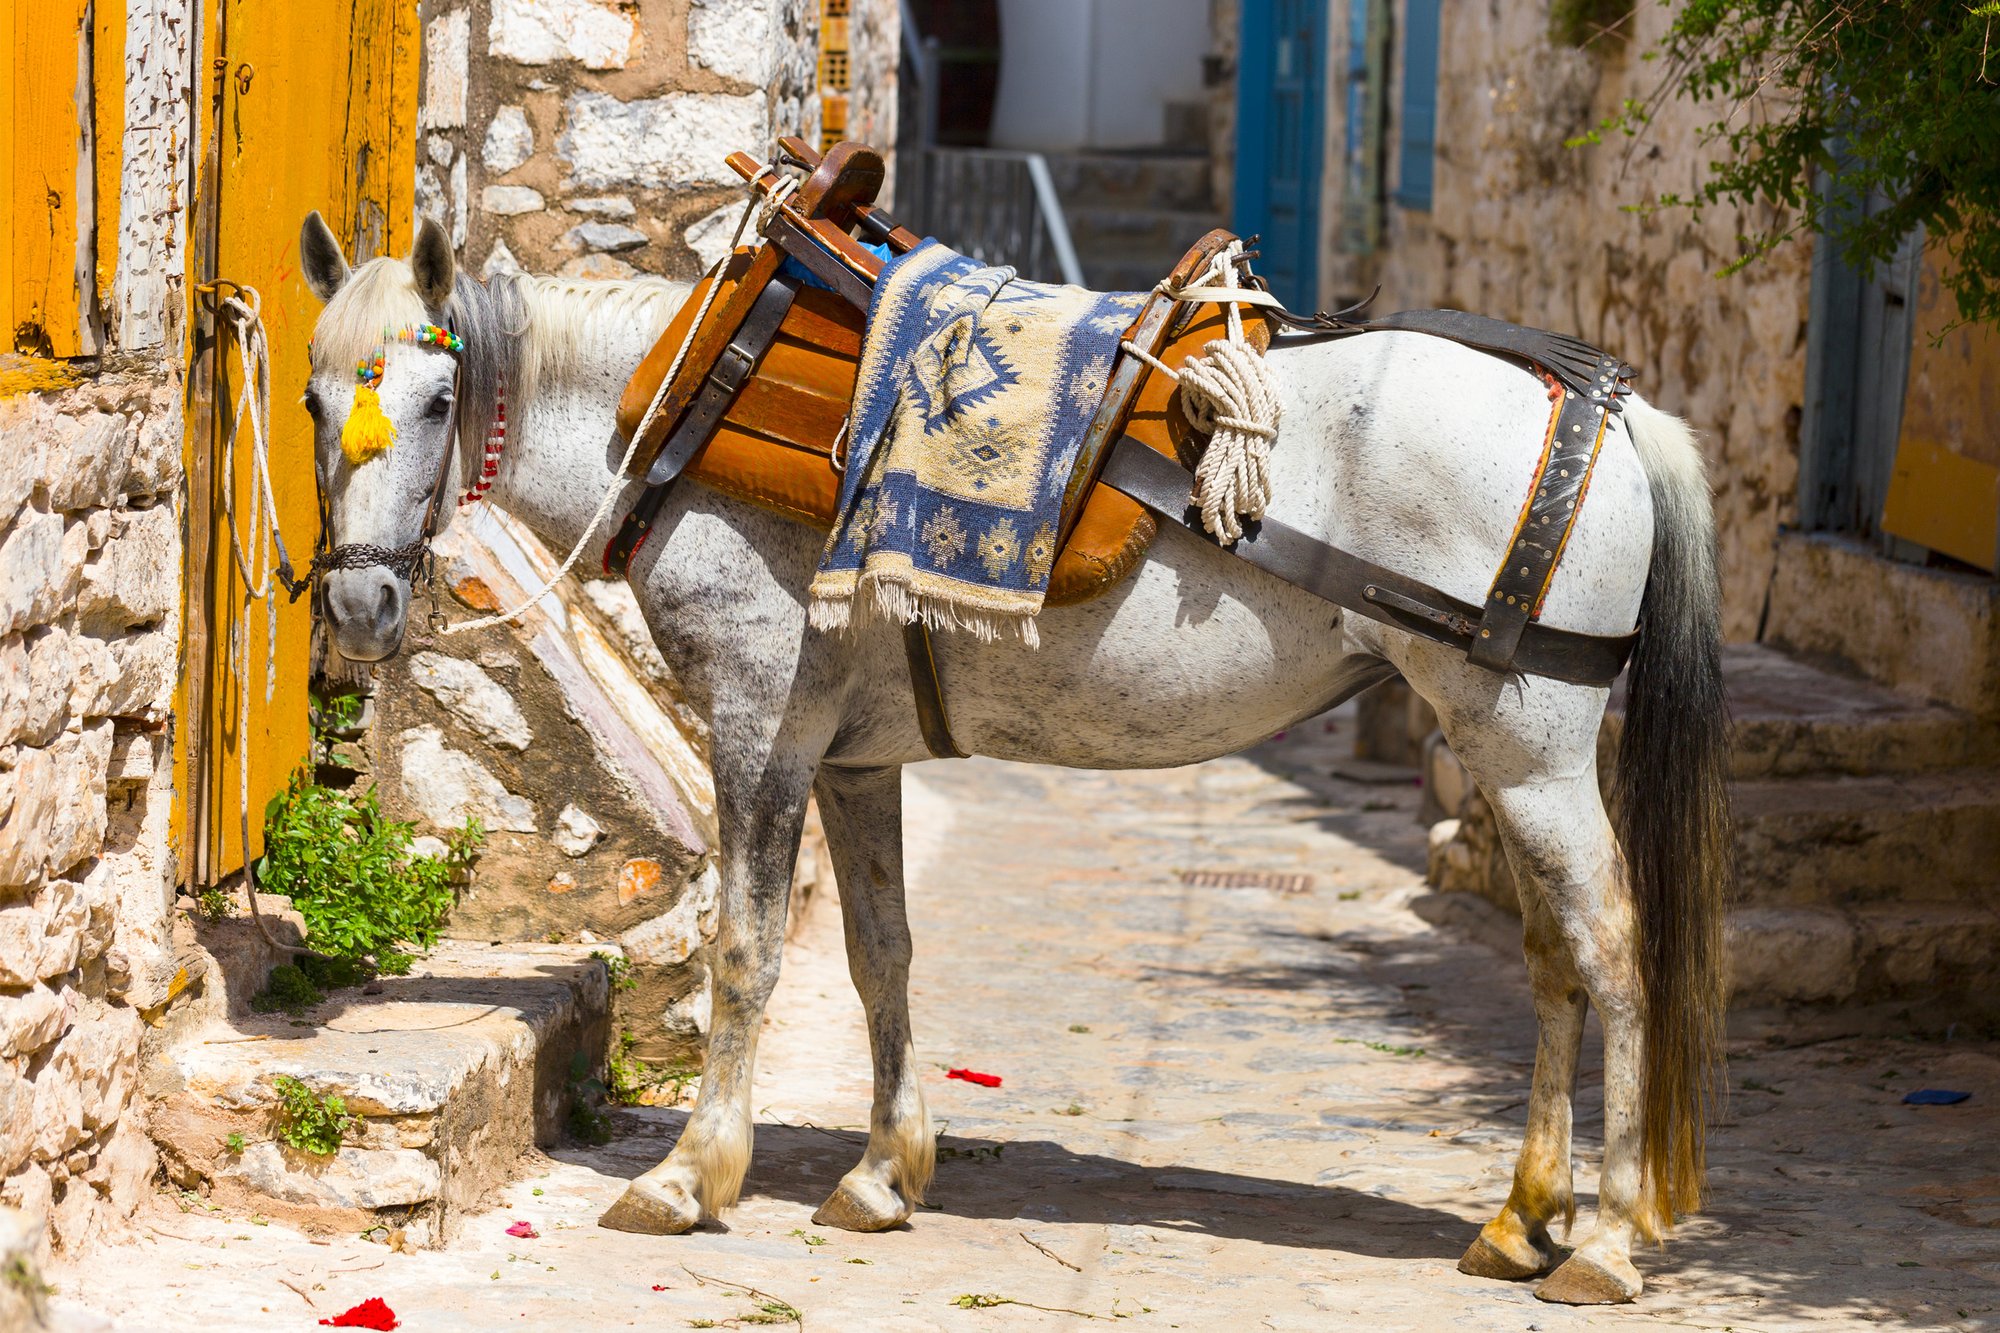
[
  {"x1": 225, "y1": 1133, "x2": 246, "y2": 1154},
  {"x1": 257, "y1": 765, "x2": 482, "y2": 969},
  {"x1": 250, "y1": 964, "x2": 324, "y2": 1016},
  {"x1": 195, "y1": 886, "x2": 232, "y2": 921},
  {"x1": 565, "y1": 1050, "x2": 614, "y2": 1145},
  {"x1": 604, "y1": 1032, "x2": 701, "y2": 1107},
  {"x1": 270, "y1": 1074, "x2": 357, "y2": 1156},
  {"x1": 593, "y1": 951, "x2": 637, "y2": 993},
  {"x1": 1588, "y1": 1, "x2": 2000, "y2": 328}
]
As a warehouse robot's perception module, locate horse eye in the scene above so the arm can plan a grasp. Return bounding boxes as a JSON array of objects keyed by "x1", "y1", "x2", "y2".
[
  {"x1": 302, "y1": 389, "x2": 323, "y2": 419},
  {"x1": 426, "y1": 392, "x2": 454, "y2": 420}
]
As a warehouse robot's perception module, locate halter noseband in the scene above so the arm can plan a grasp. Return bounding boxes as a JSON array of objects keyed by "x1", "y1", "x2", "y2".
[{"x1": 284, "y1": 322, "x2": 505, "y2": 601}]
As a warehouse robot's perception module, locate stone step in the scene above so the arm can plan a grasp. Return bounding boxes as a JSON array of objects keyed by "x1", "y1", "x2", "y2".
[
  {"x1": 1733, "y1": 766, "x2": 2000, "y2": 909},
  {"x1": 149, "y1": 941, "x2": 612, "y2": 1247},
  {"x1": 1727, "y1": 903, "x2": 2000, "y2": 1009},
  {"x1": 1043, "y1": 151, "x2": 1215, "y2": 213},
  {"x1": 1608, "y1": 642, "x2": 1998, "y2": 779}
]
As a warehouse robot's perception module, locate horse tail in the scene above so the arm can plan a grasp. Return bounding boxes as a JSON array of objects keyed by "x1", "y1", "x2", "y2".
[{"x1": 1617, "y1": 394, "x2": 1732, "y2": 1233}]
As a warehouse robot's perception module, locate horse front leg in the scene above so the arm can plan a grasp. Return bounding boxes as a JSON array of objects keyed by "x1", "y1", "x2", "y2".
[
  {"x1": 808, "y1": 763, "x2": 934, "y2": 1232},
  {"x1": 599, "y1": 739, "x2": 817, "y2": 1235}
]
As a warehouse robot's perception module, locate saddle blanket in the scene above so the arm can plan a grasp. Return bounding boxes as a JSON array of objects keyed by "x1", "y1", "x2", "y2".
[{"x1": 807, "y1": 241, "x2": 1146, "y2": 646}]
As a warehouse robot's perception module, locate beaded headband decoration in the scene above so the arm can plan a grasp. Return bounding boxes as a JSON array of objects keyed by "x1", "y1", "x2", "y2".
[{"x1": 341, "y1": 323, "x2": 466, "y2": 465}]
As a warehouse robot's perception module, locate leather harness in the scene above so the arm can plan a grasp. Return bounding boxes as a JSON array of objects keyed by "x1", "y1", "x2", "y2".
[{"x1": 607, "y1": 139, "x2": 1640, "y2": 761}]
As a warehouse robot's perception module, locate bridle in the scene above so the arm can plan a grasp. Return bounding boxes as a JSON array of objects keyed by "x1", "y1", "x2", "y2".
[{"x1": 283, "y1": 323, "x2": 506, "y2": 602}]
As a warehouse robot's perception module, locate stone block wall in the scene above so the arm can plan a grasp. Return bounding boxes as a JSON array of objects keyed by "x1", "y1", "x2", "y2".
[
  {"x1": 414, "y1": 0, "x2": 898, "y2": 286},
  {"x1": 0, "y1": 374, "x2": 185, "y2": 1268}
]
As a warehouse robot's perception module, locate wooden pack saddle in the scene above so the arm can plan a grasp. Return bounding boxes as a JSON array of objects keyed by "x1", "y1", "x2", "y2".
[{"x1": 608, "y1": 138, "x2": 1269, "y2": 607}]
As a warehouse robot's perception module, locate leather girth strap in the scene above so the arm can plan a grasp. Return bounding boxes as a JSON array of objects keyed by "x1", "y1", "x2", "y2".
[{"x1": 1098, "y1": 436, "x2": 1636, "y2": 687}]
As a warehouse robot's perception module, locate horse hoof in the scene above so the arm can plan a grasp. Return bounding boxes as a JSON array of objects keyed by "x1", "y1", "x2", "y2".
[
  {"x1": 1535, "y1": 1252, "x2": 1641, "y2": 1305},
  {"x1": 598, "y1": 1177, "x2": 701, "y2": 1235},
  {"x1": 1457, "y1": 1231, "x2": 1555, "y2": 1281},
  {"x1": 812, "y1": 1176, "x2": 911, "y2": 1232}
]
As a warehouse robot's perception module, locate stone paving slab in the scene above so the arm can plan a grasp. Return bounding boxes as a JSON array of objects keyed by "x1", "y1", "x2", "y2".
[{"x1": 62, "y1": 711, "x2": 2000, "y2": 1329}]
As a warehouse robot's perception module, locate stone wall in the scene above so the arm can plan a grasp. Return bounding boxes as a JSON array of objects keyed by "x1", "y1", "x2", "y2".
[
  {"x1": 414, "y1": 0, "x2": 899, "y2": 286},
  {"x1": 0, "y1": 374, "x2": 183, "y2": 1273},
  {"x1": 0, "y1": 1, "x2": 192, "y2": 1288}
]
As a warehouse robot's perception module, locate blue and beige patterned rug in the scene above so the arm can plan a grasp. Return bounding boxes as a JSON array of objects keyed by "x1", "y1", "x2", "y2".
[{"x1": 807, "y1": 241, "x2": 1146, "y2": 646}]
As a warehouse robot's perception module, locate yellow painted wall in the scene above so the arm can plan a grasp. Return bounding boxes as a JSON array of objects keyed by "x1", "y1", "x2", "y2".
[{"x1": 183, "y1": 0, "x2": 420, "y2": 879}]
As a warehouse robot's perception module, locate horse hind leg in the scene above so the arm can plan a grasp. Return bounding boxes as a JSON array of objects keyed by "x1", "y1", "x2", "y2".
[
  {"x1": 599, "y1": 748, "x2": 817, "y2": 1235},
  {"x1": 1478, "y1": 773, "x2": 1649, "y2": 1304},
  {"x1": 1458, "y1": 877, "x2": 1586, "y2": 1282},
  {"x1": 808, "y1": 764, "x2": 934, "y2": 1232}
]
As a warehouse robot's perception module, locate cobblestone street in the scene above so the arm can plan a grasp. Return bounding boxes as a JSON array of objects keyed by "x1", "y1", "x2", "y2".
[{"x1": 69, "y1": 717, "x2": 2000, "y2": 1329}]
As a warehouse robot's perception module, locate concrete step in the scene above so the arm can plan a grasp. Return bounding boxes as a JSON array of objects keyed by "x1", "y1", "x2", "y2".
[
  {"x1": 1064, "y1": 205, "x2": 1226, "y2": 260},
  {"x1": 1043, "y1": 151, "x2": 1215, "y2": 213},
  {"x1": 1608, "y1": 642, "x2": 2000, "y2": 779},
  {"x1": 149, "y1": 941, "x2": 612, "y2": 1247},
  {"x1": 1732, "y1": 766, "x2": 2000, "y2": 909}
]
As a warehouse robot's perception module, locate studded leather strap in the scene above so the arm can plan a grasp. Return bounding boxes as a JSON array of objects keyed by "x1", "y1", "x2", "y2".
[{"x1": 1467, "y1": 359, "x2": 1625, "y2": 674}]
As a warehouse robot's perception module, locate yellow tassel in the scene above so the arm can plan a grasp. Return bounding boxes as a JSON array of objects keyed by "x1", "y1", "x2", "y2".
[{"x1": 341, "y1": 384, "x2": 397, "y2": 464}]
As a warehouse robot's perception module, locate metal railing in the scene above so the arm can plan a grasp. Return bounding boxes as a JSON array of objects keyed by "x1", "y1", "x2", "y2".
[{"x1": 896, "y1": 5, "x2": 1085, "y2": 287}]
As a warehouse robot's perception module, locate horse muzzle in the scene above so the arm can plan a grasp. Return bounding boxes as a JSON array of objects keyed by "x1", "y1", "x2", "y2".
[{"x1": 321, "y1": 565, "x2": 410, "y2": 661}]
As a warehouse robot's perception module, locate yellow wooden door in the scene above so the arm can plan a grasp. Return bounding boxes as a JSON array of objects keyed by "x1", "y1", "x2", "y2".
[
  {"x1": 1881, "y1": 254, "x2": 2000, "y2": 574},
  {"x1": 180, "y1": 0, "x2": 419, "y2": 883}
]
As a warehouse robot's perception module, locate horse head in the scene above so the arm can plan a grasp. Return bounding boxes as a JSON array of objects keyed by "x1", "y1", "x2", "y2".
[{"x1": 298, "y1": 211, "x2": 514, "y2": 660}]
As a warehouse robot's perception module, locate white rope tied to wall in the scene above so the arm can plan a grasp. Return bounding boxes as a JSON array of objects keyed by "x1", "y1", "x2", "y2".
[
  {"x1": 440, "y1": 158, "x2": 797, "y2": 634},
  {"x1": 207, "y1": 283, "x2": 306, "y2": 956},
  {"x1": 1121, "y1": 240, "x2": 1283, "y2": 545}
]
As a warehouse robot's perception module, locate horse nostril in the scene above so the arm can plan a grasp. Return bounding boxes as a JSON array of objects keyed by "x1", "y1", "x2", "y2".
[{"x1": 377, "y1": 580, "x2": 398, "y2": 621}]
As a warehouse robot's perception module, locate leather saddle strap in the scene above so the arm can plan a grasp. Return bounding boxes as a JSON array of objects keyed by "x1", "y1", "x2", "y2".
[
  {"x1": 903, "y1": 621, "x2": 968, "y2": 759},
  {"x1": 605, "y1": 275, "x2": 803, "y2": 577},
  {"x1": 1469, "y1": 377, "x2": 1613, "y2": 673},
  {"x1": 1098, "y1": 435, "x2": 1636, "y2": 687}
]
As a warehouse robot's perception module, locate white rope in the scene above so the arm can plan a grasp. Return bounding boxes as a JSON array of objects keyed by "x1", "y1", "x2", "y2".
[
  {"x1": 1121, "y1": 240, "x2": 1283, "y2": 544},
  {"x1": 209, "y1": 285, "x2": 304, "y2": 956},
  {"x1": 439, "y1": 159, "x2": 795, "y2": 634}
]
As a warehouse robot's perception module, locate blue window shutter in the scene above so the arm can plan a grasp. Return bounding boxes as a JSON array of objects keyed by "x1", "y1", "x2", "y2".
[{"x1": 1396, "y1": 0, "x2": 1440, "y2": 210}]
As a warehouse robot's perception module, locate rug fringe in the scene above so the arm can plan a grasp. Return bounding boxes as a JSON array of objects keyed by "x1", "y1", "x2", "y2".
[{"x1": 810, "y1": 571, "x2": 1042, "y2": 649}]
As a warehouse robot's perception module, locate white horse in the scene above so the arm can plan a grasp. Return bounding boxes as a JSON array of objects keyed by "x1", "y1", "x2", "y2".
[{"x1": 297, "y1": 214, "x2": 1730, "y2": 1305}]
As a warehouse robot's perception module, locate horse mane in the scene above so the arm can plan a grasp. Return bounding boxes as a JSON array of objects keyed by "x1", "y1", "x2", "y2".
[
  {"x1": 509, "y1": 274, "x2": 690, "y2": 411},
  {"x1": 309, "y1": 256, "x2": 689, "y2": 473}
]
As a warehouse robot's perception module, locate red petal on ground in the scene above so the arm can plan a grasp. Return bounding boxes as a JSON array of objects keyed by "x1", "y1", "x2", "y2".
[
  {"x1": 319, "y1": 1297, "x2": 399, "y2": 1330},
  {"x1": 652, "y1": 1285, "x2": 670, "y2": 1292},
  {"x1": 947, "y1": 1068, "x2": 1002, "y2": 1088},
  {"x1": 505, "y1": 1220, "x2": 539, "y2": 1238}
]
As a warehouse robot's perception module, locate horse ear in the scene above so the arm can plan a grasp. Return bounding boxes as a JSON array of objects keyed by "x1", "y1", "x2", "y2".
[
  {"x1": 300, "y1": 211, "x2": 350, "y2": 303},
  {"x1": 412, "y1": 217, "x2": 456, "y2": 311}
]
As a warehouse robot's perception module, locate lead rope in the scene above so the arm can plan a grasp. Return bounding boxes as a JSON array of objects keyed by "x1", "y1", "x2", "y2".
[
  {"x1": 207, "y1": 284, "x2": 307, "y2": 957},
  {"x1": 438, "y1": 160, "x2": 800, "y2": 634},
  {"x1": 1120, "y1": 241, "x2": 1284, "y2": 545}
]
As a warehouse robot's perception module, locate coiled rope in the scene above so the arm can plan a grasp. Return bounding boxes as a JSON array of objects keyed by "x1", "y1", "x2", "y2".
[{"x1": 1120, "y1": 240, "x2": 1284, "y2": 545}]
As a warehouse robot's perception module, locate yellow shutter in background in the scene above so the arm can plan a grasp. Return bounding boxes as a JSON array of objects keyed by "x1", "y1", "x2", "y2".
[{"x1": 1882, "y1": 253, "x2": 2000, "y2": 574}]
